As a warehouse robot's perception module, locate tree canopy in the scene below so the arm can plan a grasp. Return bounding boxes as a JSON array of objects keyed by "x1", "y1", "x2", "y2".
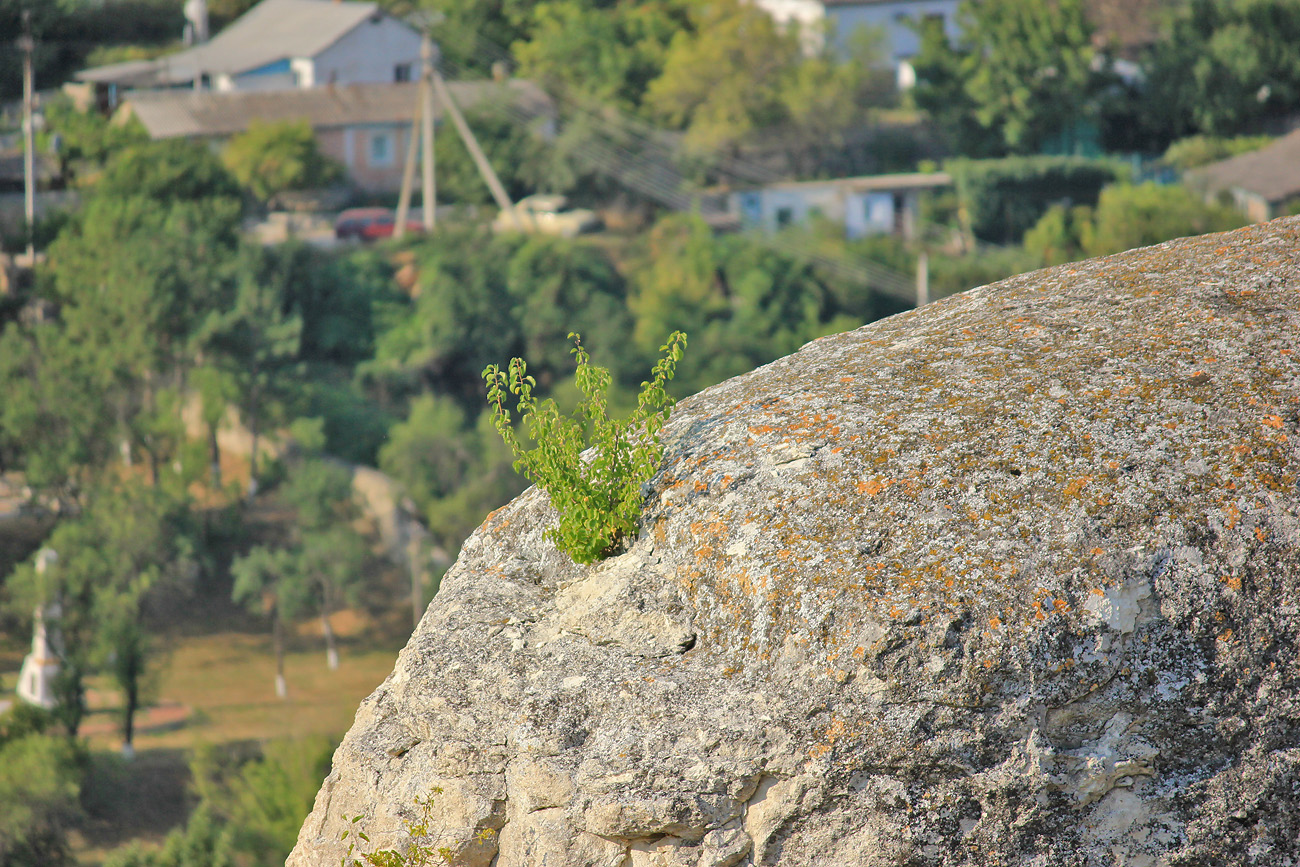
[
  {"x1": 222, "y1": 119, "x2": 342, "y2": 205},
  {"x1": 910, "y1": 0, "x2": 1102, "y2": 155}
]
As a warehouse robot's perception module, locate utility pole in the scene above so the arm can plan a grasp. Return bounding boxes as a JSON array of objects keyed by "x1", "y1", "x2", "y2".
[
  {"x1": 916, "y1": 250, "x2": 929, "y2": 307},
  {"x1": 420, "y1": 34, "x2": 436, "y2": 232},
  {"x1": 395, "y1": 32, "x2": 438, "y2": 240},
  {"x1": 20, "y1": 10, "x2": 36, "y2": 260},
  {"x1": 393, "y1": 96, "x2": 421, "y2": 240},
  {"x1": 431, "y1": 68, "x2": 522, "y2": 230}
]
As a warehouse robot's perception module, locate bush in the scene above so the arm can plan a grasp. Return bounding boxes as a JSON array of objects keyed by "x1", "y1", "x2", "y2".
[
  {"x1": 222, "y1": 119, "x2": 343, "y2": 205},
  {"x1": 0, "y1": 723, "x2": 82, "y2": 867},
  {"x1": 1024, "y1": 182, "x2": 1248, "y2": 265},
  {"x1": 946, "y1": 155, "x2": 1127, "y2": 245},
  {"x1": 1161, "y1": 134, "x2": 1274, "y2": 171},
  {"x1": 484, "y1": 331, "x2": 686, "y2": 564}
]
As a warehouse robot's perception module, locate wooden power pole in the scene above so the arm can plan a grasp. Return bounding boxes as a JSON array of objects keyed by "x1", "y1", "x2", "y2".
[
  {"x1": 420, "y1": 35, "x2": 436, "y2": 231},
  {"x1": 395, "y1": 32, "x2": 438, "y2": 240},
  {"x1": 394, "y1": 23, "x2": 521, "y2": 234}
]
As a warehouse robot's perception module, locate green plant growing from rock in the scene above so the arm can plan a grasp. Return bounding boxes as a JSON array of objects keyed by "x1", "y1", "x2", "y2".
[
  {"x1": 339, "y1": 788, "x2": 495, "y2": 867},
  {"x1": 483, "y1": 330, "x2": 687, "y2": 564}
]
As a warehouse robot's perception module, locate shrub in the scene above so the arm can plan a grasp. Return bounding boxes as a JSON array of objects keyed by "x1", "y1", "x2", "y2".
[
  {"x1": 484, "y1": 331, "x2": 686, "y2": 564},
  {"x1": 341, "y1": 788, "x2": 496, "y2": 867},
  {"x1": 946, "y1": 155, "x2": 1127, "y2": 244},
  {"x1": 1162, "y1": 134, "x2": 1274, "y2": 171}
]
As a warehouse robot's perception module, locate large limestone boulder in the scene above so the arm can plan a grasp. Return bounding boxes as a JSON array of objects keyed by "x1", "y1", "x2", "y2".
[{"x1": 290, "y1": 218, "x2": 1300, "y2": 866}]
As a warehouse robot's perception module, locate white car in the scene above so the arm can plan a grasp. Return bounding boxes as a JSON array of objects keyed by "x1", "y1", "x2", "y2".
[{"x1": 493, "y1": 194, "x2": 602, "y2": 238}]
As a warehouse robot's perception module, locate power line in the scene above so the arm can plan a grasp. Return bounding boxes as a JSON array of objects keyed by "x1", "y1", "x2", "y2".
[{"x1": 431, "y1": 28, "x2": 920, "y2": 303}]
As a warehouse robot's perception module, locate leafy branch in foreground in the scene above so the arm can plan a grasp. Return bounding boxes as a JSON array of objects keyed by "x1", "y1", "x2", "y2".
[{"x1": 483, "y1": 330, "x2": 687, "y2": 564}]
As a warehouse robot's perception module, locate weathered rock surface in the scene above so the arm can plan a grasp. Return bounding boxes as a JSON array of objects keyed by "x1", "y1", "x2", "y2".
[{"x1": 290, "y1": 218, "x2": 1300, "y2": 866}]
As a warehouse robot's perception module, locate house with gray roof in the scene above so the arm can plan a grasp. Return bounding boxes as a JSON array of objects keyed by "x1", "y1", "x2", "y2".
[
  {"x1": 76, "y1": 0, "x2": 422, "y2": 106},
  {"x1": 114, "y1": 80, "x2": 553, "y2": 193},
  {"x1": 1184, "y1": 129, "x2": 1300, "y2": 223}
]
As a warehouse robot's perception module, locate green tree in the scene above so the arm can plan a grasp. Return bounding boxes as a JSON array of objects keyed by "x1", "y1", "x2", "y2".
[
  {"x1": 364, "y1": 228, "x2": 524, "y2": 405},
  {"x1": 628, "y1": 214, "x2": 835, "y2": 394},
  {"x1": 222, "y1": 119, "x2": 342, "y2": 205},
  {"x1": 121, "y1": 737, "x2": 334, "y2": 867},
  {"x1": 48, "y1": 186, "x2": 243, "y2": 483},
  {"x1": 40, "y1": 97, "x2": 148, "y2": 175},
  {"x1": 230, "y1": 546, "x2": 301, "y2": 699},
  {"x1": 233, "y1": 459, "x2": 368, "y2": 690},
  {"x1": 907, "y1": 14, "x2": 1002, "y2": 156},
  {"x1": 645, "y1": 0, "x2": 800, "y2": 152},
  {"x1": 5, "y1": 483, "x2": 196, "y2": 745},
  {"x1": 95, "y1": 139, "x2": 242, "y2": 204},
  {"x1": 505, "y1": 235, "x2": 632, "y2": 387},
  {"x1": 513, "y1": 0, "x2": 687, "y2": 113},
  {"x1": 0, "y1": 706, "x2": 81, "y2": 867},
  {"x1": 202, "y1": 251, "x2": 306, "y2": 498},
  {"x1": 379, "y1": 396, "x2": 524, "y2": 561},
  {"x1": 1076, "y1": 182, "x2": 1246, "y2": 257},
  {"x1": 0, "y1": 320, "x2": 115, "y2": 497},
  {"x1": 101, "y1": 805, "x2": 235, "y2": 867},
  {"x1": 1143, "y1": 0, "x2": 1300, "y2": 141},
  {"x1": 910, "y1": 0, "x2": 1102, "y2": 154},
  {"x1": 413, "y1": 0, "x2": 537, "y2": 77},
  {"x1": 1024, "y1": 182, "x2": 1247, "y2": 264}
]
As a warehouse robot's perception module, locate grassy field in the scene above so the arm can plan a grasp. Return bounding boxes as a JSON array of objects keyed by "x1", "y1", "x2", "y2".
[
  {"x1": 1, "y1": 600, "x2": 410, "y2": 864},
  {"x1": 0, "y1": 453, "x2": 426, "y2": 864}
]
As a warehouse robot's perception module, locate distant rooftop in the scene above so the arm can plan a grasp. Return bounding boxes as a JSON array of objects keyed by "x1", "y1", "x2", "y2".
[
  {"x1": 77, "y1": 0, "x2": 398, "y2": 88},
  {"x1": 1186, "y1": 129, "x2": 1300, "y2": 205},
  {"x1": 759, "y1": 172, "x2": 953, "y2": 193},
  {"x1": 118, "y1": 80, "x2": 553, "y2": 140}
]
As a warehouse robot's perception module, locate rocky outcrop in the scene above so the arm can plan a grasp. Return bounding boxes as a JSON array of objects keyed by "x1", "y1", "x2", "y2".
[{"x1": 290, "y1": 218, "x2": 1300, "y2": 866}]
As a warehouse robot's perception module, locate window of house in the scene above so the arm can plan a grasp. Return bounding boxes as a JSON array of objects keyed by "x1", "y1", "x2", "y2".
[
  {"x1": 394, "y1": 63, "x2": 412, "y2": 83},
  {"x1": 776, "y1": 206, "x2": 795, "y2": 227},
  {"x1": 370, "y1": 132, "x2": 393, "y2": 167}
]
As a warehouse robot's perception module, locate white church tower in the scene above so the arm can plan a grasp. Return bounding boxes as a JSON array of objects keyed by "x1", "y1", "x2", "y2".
[{"x1": 17, "y1": 549, "x2": 60, "y2": 710}]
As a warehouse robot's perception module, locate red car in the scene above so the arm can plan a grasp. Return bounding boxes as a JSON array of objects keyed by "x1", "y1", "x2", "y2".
[{"x1": 334, "y1": 208, "x2": 423, "y2": 242}]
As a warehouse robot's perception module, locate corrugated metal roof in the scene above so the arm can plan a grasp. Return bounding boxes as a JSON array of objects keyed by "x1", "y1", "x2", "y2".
[
  {"x1": 120, "y1": 80, "x2": 553, "y2": 140},
  {"x1": 1186, "y1": 129, "x2": 1300, "y2": 205},
  {"x1": 78, "y1": 0, "x2": 399, "y2": 86},
  {"x1": 760, "y1": 172, "x2": 953, "y2": 193}
]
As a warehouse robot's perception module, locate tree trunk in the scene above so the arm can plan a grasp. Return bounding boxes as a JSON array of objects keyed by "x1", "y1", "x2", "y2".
[
  {"x1": 273, "y1": 612, "x2": 288, "y2": 699},
  {"x1": 121, "y1": 664, "x2": 139, "y2": 758},
  {"x1": 208, "y1": 422, "x2": 221, "y2": 489},
  {"x1": 247, "y1": 412, "x2": 260, "y2": 501},
  {"x1": 321, "y1": 606, "x2": 339, "y2": 671}
]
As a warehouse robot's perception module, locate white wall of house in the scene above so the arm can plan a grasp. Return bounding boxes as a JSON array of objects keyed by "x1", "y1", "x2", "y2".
[
  {"x1": 731, "y1": 181, "x2": 933, "y2": 240},
  {"x1": 751, "y1": 0, "x2": 827, "y2": 52},
  {"x1": 312, "y1": 15, "x2": 422, "y2": 87},
  {"x1": 752, "y1": 0, "x2": 961, "y2": 66},
  {"x1": 826, "y1": 0, "x2": 961, "y2": 64}
]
